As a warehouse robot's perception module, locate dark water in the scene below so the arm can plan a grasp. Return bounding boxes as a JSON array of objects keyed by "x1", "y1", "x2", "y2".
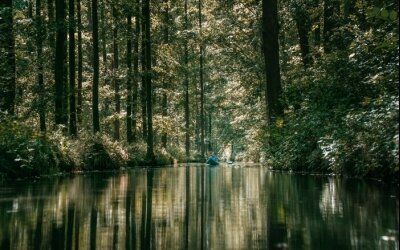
[{"x1": 0, "y1": 164, "x2": 398, "y2": 250}]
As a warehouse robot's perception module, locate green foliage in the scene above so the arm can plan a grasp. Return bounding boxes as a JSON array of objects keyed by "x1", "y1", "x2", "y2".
[
  {"x1": 0, "y1": 116, "x2": 67, "y2": 178},
  {"x1": 320, "y1": 95, "x2": 399, "y2": 178},
  {"x1": 265, "y1": 18, "x2": 399, "y2": 179}
]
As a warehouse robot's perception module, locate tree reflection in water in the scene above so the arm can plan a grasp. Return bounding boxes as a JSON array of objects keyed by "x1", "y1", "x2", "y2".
[{"x1": 0, "y1": 164, "x2": 398, "y2": 249}]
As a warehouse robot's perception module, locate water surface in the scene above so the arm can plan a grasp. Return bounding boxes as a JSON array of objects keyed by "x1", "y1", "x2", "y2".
[{"x1": 0, "y1": 163, "x2": 398, "y2": 249}]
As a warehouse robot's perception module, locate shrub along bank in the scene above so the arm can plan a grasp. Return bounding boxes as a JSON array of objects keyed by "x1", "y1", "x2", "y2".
[{"x1": 0, "y1": 116, "x2": 179, "y2": 179}]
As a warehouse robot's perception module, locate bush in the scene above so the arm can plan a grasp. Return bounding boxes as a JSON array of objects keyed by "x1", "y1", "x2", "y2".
[{"x1": 0, "y1": 116, "x2": 66, "y2": 178}]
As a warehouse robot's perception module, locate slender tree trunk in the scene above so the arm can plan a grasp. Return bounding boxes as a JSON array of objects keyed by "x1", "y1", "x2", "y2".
[
  {"x1": 262, "y1": 0, "x2": 283, "y2": 123},
  {"x1": 161, "y1": 0, "x2": 169, "y2": 148},
  {"x1": 55, "y1": 0, "x2": 67, "y2": 125},
  {"x1": 112, "y1": 5, "x2": 120, "y2": 140},
  {"x1": 47, "y1": 0, "x2": 55, "y2": 53},
  {"x1": 76, "y1": 0, "x2": 83, "y2": 124},
  {"x1": 184, "y1": 0, "x2": 190, "y2": 158},
  {"x1": 132, "y1": 0, "x2": 140, "y2": 142},
  {"x1": 141, "y1": 0, "x2": 147, "y2": 141},
  {"x1": 92, "y1": 0, "x2": 100, "y2": 133},
  {"x1": 87, "y1": 0, "x2": 94, "y2": 66},
  {"x1": 69, "y1": 0, "x2": 77, "y2": 136},
  {"x1": 127, "y1": 11, "x2": 133, "y2": 143},
  {"x1": 36, "y1": 0, "x2": 46, "y2": 131},
  {"x1": 198, "y1": 0, "x2": 205, "y2": 159},
  {"x1": 101, "y1": 0, "x2": 106, "y2": 64},
  {"x1": 144, "y1": 0, "x2": 154, "y2": 161}
]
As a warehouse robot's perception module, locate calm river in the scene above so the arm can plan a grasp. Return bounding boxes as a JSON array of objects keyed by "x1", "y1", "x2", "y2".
[{"x1": 0, "y1": 163, "x2": 398, "y2": 249}]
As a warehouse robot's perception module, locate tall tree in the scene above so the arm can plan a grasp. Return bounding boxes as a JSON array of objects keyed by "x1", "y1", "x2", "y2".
[
  {"x1": 143, "y1": 0, "x2": 155, "y2": 161},
  {"x1": 0, "y1": 0, "x2": 16, "y2": 115},
  {"x1": 198, "y1": 0, "x2": 205, "y2": 158},
  {"x1": 55, "y1": 0, "x2": 67, "y2": 125},
  {"x1": 112, "y1": 4, "x2": 120, "y2": 140},
  {"x1": 36, "y1": 0, "x2": 46, "y2": 130},
  {"x1": 92, "y1": 0, "x2": 100, "y2": 133},
  {"x1": 141, "y1": 0, "x2": 147, "y2": 140},
  {"x1": 161, "y1": 0, "x2": 169, "y2": 148},
  {"x1": 76, "y1": 0, "x2": 83, "y2": 124},
  {"x1": 262, "y1": 0, "x2": 283, "y2": 122},
  {"x1": 184, "y1": 0, "x2": 190, "y2": 158},
  {"x1": 126, "y1": 9, "x2": 133, "y2": 143},
  {"x1": 132, "y1": 0, "x2": 140, "y2": 142},
  {"x1": 69, "y1": 0, "x2": 77, "y2": 136}
]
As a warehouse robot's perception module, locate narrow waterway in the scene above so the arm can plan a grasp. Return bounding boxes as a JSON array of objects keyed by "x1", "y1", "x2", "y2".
[{"x1": 0, "y1": 163, "x2": 398, "y2": 249}]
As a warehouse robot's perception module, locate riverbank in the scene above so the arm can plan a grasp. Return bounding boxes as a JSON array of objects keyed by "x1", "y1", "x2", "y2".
[{"x1": 0, "y1": 117, "x2": 194, "y2": 180}]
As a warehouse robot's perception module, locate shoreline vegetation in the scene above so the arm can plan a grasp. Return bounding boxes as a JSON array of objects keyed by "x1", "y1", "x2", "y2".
[
  {"x1": 1, "y1": 1, "x2": 398, "y2": 182},
  {"x1": 0, "y1": 114, "x2": 397, "y2": 182}
]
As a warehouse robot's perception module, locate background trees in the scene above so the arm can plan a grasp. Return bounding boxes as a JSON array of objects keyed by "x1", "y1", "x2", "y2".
[{"x1": 0, "y1": 0, "x2": 398, "y2": 178}]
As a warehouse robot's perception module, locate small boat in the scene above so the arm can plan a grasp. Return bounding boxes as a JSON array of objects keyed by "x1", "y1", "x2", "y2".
[{"x1": 206, "y1": 156, "x2": 219, "y2": 166}]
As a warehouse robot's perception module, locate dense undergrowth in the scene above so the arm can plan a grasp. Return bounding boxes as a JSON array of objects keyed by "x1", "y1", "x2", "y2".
[
  {"x1": 0, "y1": 115, "x2": 190, "y2": 179},
  {"x1": 264, "y1": 27, "x2": 399, "y2": 180}
]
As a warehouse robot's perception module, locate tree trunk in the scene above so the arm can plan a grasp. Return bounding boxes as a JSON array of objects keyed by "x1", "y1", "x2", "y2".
[
  {"x1": 36, "y1": 0, "x2": 46, "y2": 131},
  {"x1": 127, "y1": 11, "x2": 133, "y2": 143},
  {"x1": 262, "y1": 0, "x2": 283, "y2": 123},
  {"x1": 141, "y1": 0, "x2": 147, "y2": 141},
  {"x1": 132, "y1": 0, "x2": 140, "y2": 142},
  {"x1": 92, "y1": 0, "x2": 100, "y2": 133},
  {"x1": 100, "y1": 0, "x2": 106, "y2": 64},
  {"x1": 184, "y1": 0, "x2": 190, "y2": 158},
  {"x1": 55, "y1": 0, "x2": 67, "y2": 125},
  {"x1": 1, "y1": 0, "x2": 16, "y2": 115},
  {"x1": 112, "y1": 5, "x2": 120, "y2": 140},
  {"x1": 143, "y1": 0, "x2": 154, "y2": 161},
  {"x1": 294, "y1": 8, "x2": 313, "y2": 68},
  {"x1": 198, "y1": 0, "x2": 205, "y2": 159},
  {"x1": 69, "y1": 0, "x2": 77, "y2": 136},
  {"x1": 161, "y1": 0, "x2": 169, "y2": 149},
  {"x1": 76, "y1": 0, "x2": 83, "y2": 124}
]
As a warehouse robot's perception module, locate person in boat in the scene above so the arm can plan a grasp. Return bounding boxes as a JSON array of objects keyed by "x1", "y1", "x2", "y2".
[
  {"x1": 207, "y1": 152, "x2": 219, "y2": 165},
  {"x1": 210, "y1": 152, "x2": 218, "y2": 162}
]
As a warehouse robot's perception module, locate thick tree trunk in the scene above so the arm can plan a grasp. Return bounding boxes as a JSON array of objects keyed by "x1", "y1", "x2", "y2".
[
  {"x1": 127, "y1": 12, "x2": 133, "y2": 143},
  {"x1": 184, "y1": 0, "x2": 190, "y2": 158},
  {"x1": 112, "y1": 5, "x2": 120, "y2": 140},
  {"x1": 76, "y1": 0, "x2": 83, "y2": 124},
  {"x1": 36, "y1": 0, "x2": 46, "y2": 131},
  {"x1": 0, "y1": 0, "x2": 15, "y2": 115},
  {"x1": 262, "y1": 0, "x2": 283, "y2": 123},
  {"x1": 92, "y1": 0, "x2": 100, "y2": 133},
  {"x1": 143, "y1": 0, "x2": 154, "y2": 161},
  {"x1": 69, "y1": 0, "x2": 77, "y2": 136},
  {"x1": 55, "y1": 0, "x2": 67, "y2": 125}
]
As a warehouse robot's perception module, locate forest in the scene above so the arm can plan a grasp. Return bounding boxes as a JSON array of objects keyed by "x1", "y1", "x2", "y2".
[{"x1": 0, "y1": 0, "x2": 398, "y2": 180}]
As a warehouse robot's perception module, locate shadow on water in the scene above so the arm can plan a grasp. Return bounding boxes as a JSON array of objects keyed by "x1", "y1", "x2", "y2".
[{"x1": 0, "y1": 164, "x2": 398, "y2": 249}]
